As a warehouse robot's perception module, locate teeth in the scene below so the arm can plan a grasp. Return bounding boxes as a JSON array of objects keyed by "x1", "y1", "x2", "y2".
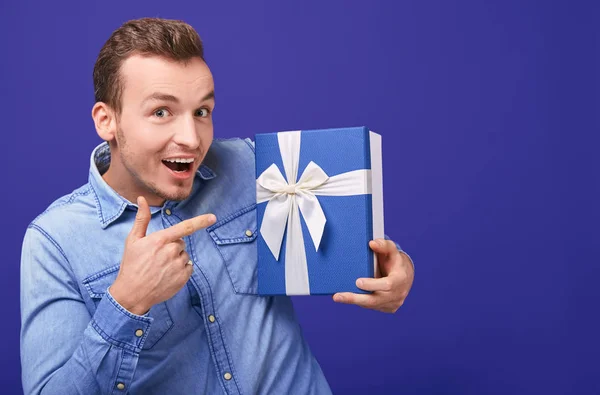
[{"x1": 164, "y1": 158, "x2": 194, "y2": 163}]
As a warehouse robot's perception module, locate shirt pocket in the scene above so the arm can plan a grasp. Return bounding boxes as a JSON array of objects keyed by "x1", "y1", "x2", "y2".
[
  {"x1": 82, "y1": 265, "x2": 174, "y2": 350},
  {"x1": 207, "y1": 204, "x2": 259, "y2": 295}
]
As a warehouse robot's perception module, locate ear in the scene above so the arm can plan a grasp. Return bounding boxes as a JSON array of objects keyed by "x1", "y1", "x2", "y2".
[{"x1": 92, "y1": 102, "x2": 117, "y2": 142}]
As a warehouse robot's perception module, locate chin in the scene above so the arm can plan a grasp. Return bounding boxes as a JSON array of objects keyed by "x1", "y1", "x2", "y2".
[
  {"x1": 162, "y1": 188, "x2": 193, "y2": 202},
  {"x1": 151, "y1": 183, "x2": 194, "y2": 202},
  {"x1": 142, "y1": 173, "x2": 195, "y2": 203}
]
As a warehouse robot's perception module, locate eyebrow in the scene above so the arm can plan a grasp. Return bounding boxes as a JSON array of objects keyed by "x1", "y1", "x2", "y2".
[
  {"x1": 141, "y1": 90, "x2": 215, "y2": 106},
  {"x1": 202, "y1": 91, "x2": 215, "y2": 102}
]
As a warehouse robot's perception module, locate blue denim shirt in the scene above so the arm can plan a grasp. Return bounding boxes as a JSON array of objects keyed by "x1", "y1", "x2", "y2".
[{"x1": 20, "y1": 138, "x2": 334, "y2": 394}]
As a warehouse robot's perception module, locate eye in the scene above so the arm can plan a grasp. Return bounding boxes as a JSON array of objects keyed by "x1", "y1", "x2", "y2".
[
  {"x1": 153, "y1": 108, "x2": 171, "y2": 118},
  {"x1": 195, "y1": 108, "x2": 211, "y2": 118}
]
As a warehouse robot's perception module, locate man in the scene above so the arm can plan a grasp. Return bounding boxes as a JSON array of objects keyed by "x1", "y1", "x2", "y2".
[{"x1": 20, "y1": 18, "x2": 414, "y2": 394}]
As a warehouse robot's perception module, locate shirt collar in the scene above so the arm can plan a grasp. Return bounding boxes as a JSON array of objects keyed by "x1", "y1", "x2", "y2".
[{"x1": 88, "y1": 142, "x2": 217, "y2": 228}]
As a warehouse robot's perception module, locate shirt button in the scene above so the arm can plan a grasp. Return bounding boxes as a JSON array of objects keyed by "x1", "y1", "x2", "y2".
[
  {"x1": 245, "y1": 229, "x2": 253, "y2": 237},
  {"x1": 165, "y1": 208, "x2": 172, "y2": 215},
  {"x1": 208, "y1": 315, "x2": 215, "y2": 323},
  {"x1": 135, "y1": 329, "x2": 144, "y2": 337},
  {"x1": 116, "y1": 383, "x2": 126, "y2": 390},
  {"x1": 224, "y1": 372, "x2": 232, "y2": 381}
]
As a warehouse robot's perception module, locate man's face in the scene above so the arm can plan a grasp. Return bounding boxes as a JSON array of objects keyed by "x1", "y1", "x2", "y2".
[{"x1": 111, "y1": 55, "x2": 215, "y2": 203}]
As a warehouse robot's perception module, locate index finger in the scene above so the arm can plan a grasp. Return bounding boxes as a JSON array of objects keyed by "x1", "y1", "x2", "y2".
[{"x1": 154, "y1": 214, "x2": 217, "y2": 242}]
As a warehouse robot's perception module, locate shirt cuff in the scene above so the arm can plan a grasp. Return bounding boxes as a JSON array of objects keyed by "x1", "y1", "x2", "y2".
[{"x1": 91, "y1": 287, "x2": 154, "y2": 353}]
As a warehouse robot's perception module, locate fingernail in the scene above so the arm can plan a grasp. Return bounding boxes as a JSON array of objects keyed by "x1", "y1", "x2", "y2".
[
  {"x1": 356, "y1": 279, "x2": 364, "y2": 287},
  {"x1": 334, "y1": 295, "x2": 344, "y2": 302}
]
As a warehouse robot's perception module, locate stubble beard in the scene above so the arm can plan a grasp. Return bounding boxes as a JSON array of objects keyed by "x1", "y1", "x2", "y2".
[{"x1": 116, "y1": 126, "x2": 193, "y2": 203}]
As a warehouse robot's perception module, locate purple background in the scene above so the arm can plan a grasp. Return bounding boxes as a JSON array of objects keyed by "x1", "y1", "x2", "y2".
[{"x1": 1, "y1": 1, "x2": 597, "y2": 394}]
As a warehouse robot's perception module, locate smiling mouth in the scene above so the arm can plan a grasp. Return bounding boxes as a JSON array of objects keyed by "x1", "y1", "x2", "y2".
[{"x1": 162, "y1": 158, "x2": 194, "y2": 172}]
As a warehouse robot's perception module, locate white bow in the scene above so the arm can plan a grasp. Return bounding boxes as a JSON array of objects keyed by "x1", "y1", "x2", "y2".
[{"x1": 256, "y1": 131, "x2": 372, "y2": 295}]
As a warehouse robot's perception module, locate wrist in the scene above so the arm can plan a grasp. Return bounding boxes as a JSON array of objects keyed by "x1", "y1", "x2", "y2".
[{"x1": 108, "y1": 283, "x2": 150, "y2": 316}]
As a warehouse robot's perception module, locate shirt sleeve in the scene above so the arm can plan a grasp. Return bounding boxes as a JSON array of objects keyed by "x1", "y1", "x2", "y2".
[
  {"x1": 20, "y1": 225, "x2": 153, "y2": 395},
  {"x1": 244, "y1": 137, "x2": 255, "y2": 151}
]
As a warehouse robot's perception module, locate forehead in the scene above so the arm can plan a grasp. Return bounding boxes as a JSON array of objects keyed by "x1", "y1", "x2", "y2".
[{"x1": 119, "y1": 55, "x2": 214, "y2": 102}]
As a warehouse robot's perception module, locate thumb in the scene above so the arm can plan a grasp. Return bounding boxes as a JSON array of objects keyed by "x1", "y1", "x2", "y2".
[{"x1": 129, "y1": 196, "x2": 151, "y2": 241}]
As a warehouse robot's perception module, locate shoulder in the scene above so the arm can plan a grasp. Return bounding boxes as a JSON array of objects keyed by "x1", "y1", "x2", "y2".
[
  {"x1": 205, "y1": 137, "x2": 255, "y2": 159},
  {"x1": 202, "y1": 137, "x2": 255, "y2": 175},
  {"x1": 27, "y1": 183, "x2": 98, "y2": 239}
]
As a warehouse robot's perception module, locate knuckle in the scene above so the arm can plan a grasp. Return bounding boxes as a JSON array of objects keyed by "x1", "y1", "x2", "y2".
[
  {"x1": 398, "y1": 266, "x2": 408, "y2": 282},
  {"x1": 383, "y1": 279, "x2": 393, "y2": 291},
  {"x1": 151, "y1": 244, "x2": 163, "y2": 258},
  {"x1": 183, "y1": 222, "x2": 194, "y2": 235},
  {"x1": 154, "y1": 234, "x2": 167, "y2": 246},
  {"x1": 398, "y1": 270, "x2": 408, "y2": 282},
  {"x1": 169, "y1": 243, "x2": 181, "y2": 255}
]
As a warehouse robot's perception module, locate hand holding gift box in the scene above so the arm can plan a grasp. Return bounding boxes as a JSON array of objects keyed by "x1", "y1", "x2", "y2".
[{"x1": 255, "y1": 127, "x2": 414, "y2": 311}]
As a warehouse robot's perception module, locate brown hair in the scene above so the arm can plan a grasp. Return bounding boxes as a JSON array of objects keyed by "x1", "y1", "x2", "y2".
[{"x1": 93, "y1": 18, "x2": 205, "y2": 113}]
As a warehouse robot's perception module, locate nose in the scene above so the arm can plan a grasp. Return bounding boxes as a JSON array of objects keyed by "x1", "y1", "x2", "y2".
[{"x1": 173, "y1": 114, "x2": 200, "y2": 149}]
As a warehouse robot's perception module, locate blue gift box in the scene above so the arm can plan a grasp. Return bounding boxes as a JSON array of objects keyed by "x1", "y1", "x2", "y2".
[{"x1": 255, "y1": 127, "x2": 384, "y2": 295}]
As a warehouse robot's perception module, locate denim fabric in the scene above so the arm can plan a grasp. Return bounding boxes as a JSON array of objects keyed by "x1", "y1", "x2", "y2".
[{"x1": 20, "y1": 138, "x2": 333, "y2": 394}]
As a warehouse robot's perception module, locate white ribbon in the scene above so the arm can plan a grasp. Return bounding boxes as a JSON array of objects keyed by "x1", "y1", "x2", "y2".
[{"x1": 256, "y1": 131, "x2": 372, "y2": 295}]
